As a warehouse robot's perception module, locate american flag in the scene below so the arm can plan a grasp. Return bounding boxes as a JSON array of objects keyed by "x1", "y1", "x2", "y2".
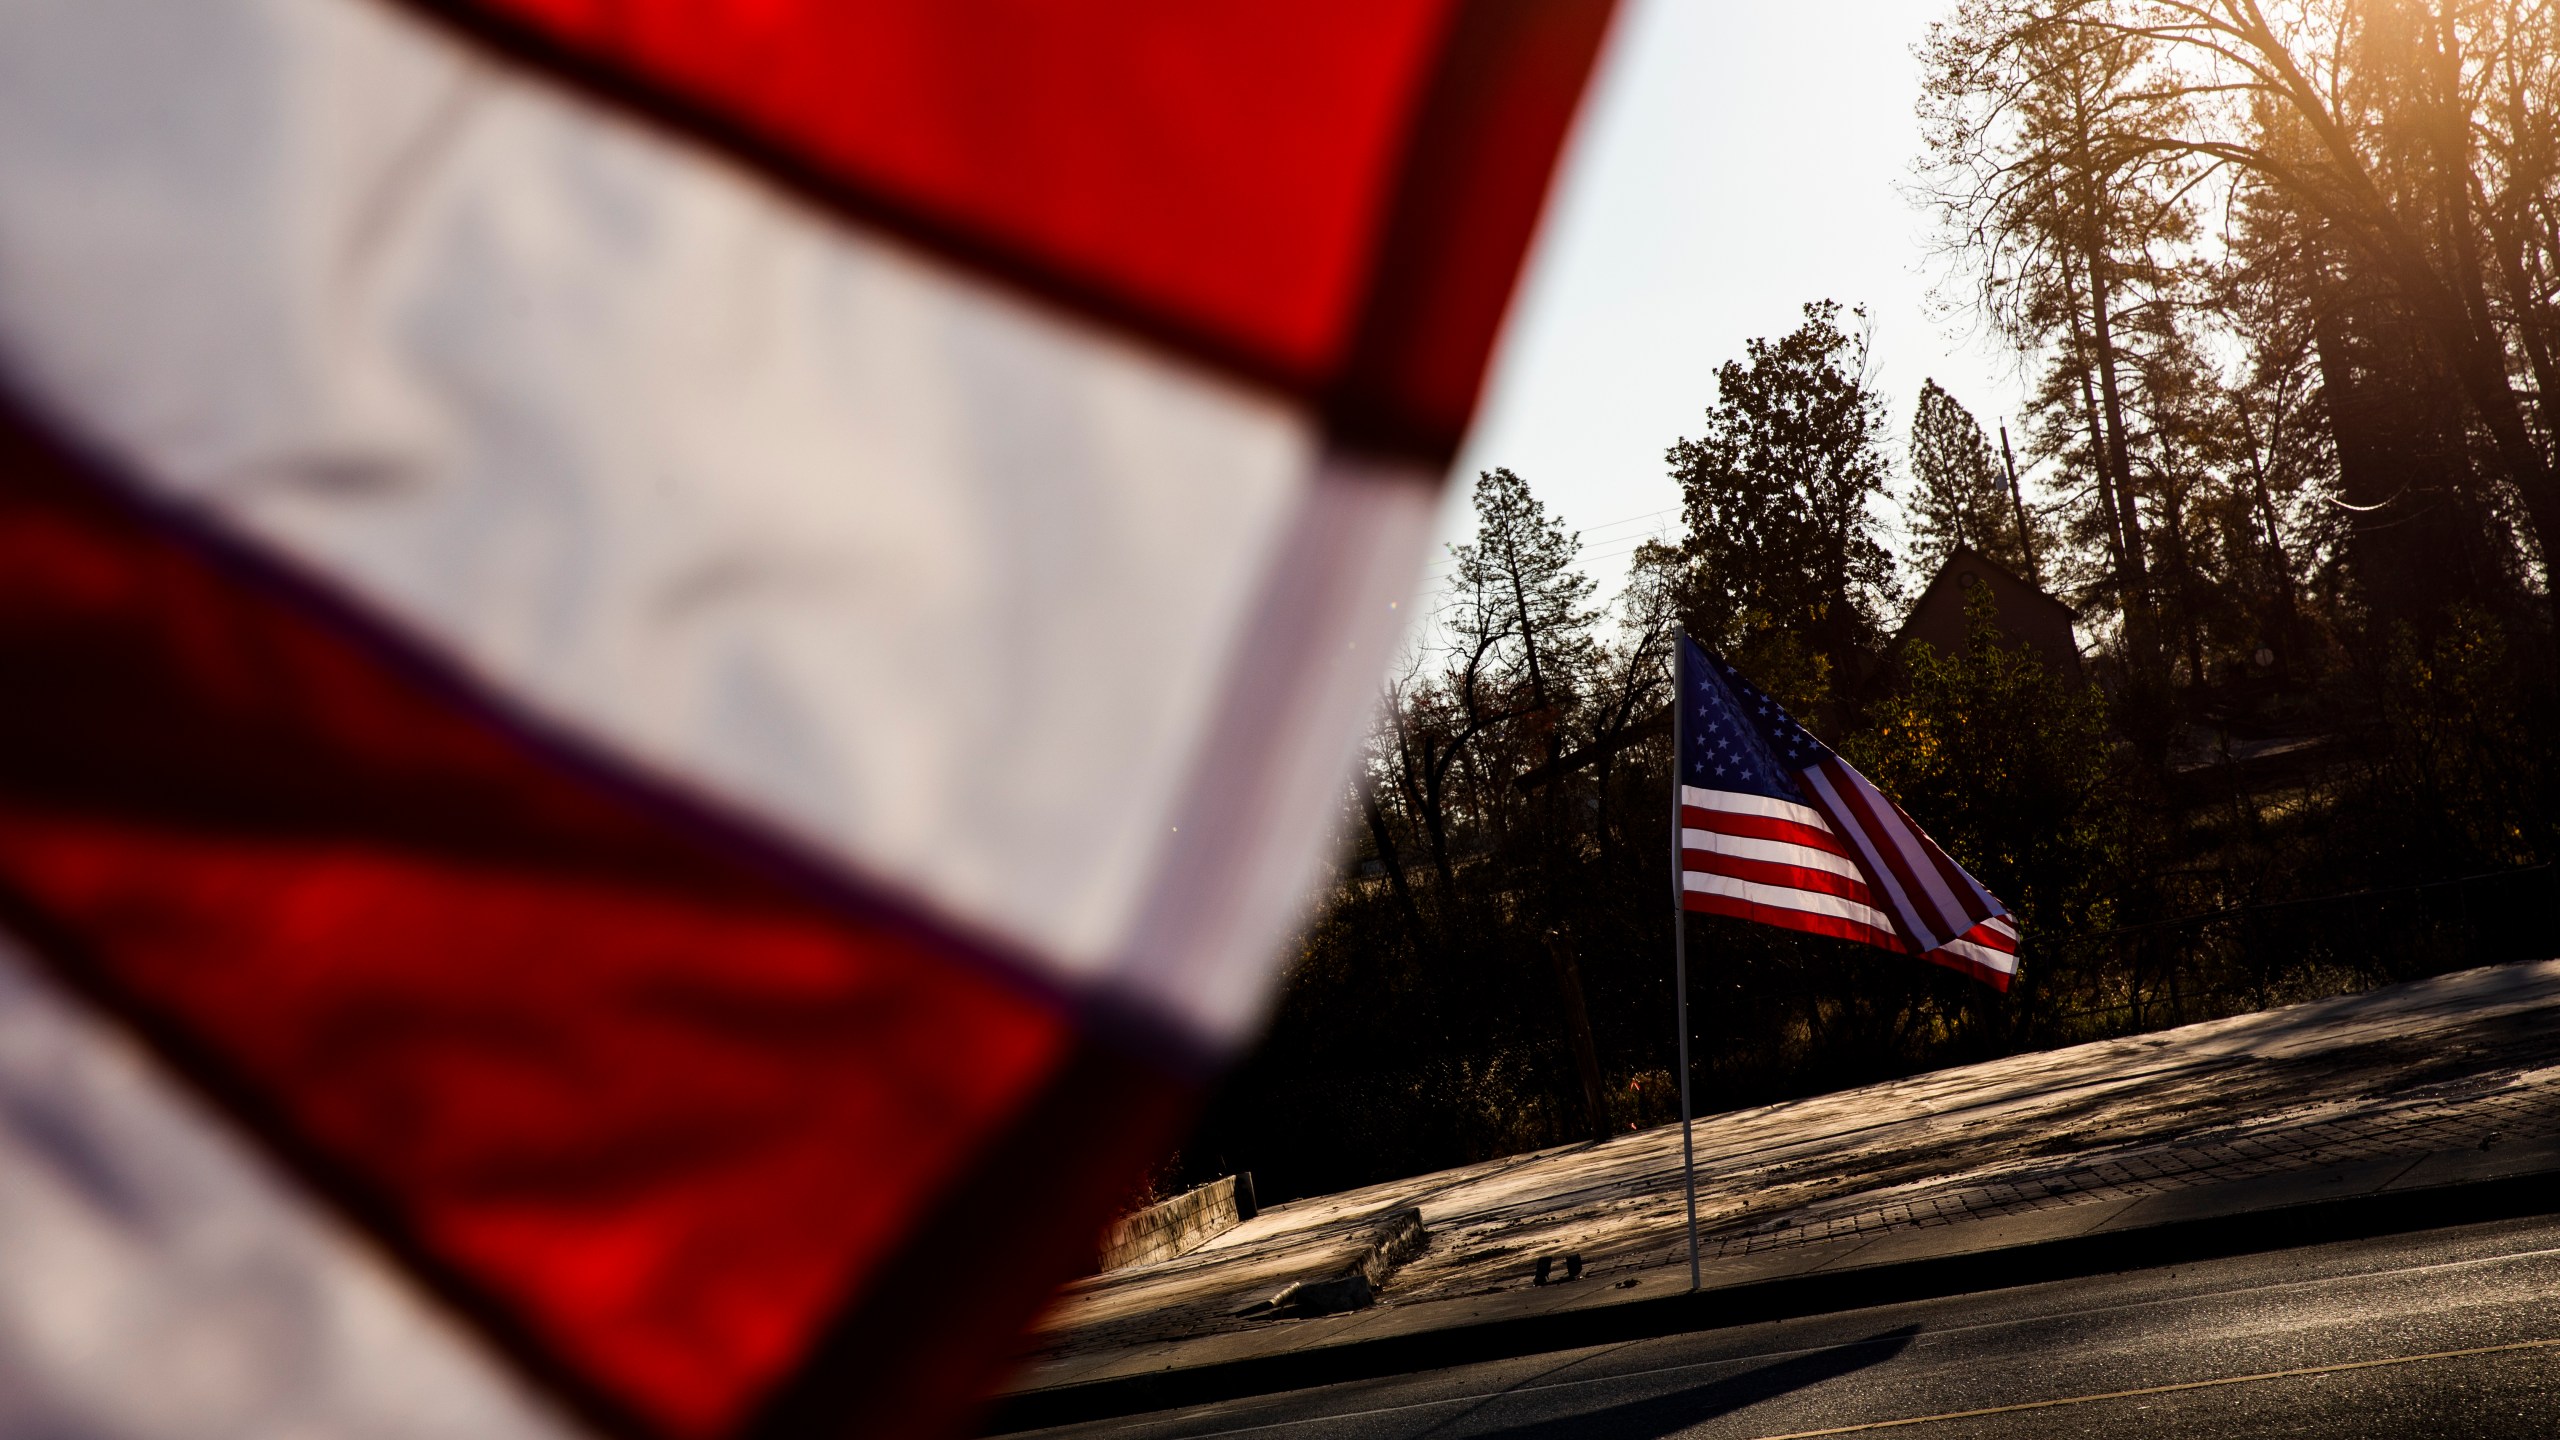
[
  {"x1": 0, "y1": 4, "x2": 1614, "y2": 1436},
  {"x1": 1677, "y1": 637, "x2": 2020, "y2": 989}
]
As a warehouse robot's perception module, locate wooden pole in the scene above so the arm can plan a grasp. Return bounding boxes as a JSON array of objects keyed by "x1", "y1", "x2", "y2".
[{"x1": 2000, "y1": 422, "x2": 2040, "y2": 586}]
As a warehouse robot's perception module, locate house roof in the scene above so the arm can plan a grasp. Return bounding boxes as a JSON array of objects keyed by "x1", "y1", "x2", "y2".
[{"x1": 1894, "y1": 544, "x2": 2077, "y2": 646}]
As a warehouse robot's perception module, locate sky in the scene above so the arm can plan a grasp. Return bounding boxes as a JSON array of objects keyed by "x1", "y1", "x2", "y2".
[{"x1": 1434, "y1": 0, "x2": 2041, "y2": 618}]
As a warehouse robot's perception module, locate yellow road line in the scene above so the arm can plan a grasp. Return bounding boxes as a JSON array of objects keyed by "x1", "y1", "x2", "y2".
[{"x1": 1748, "y1": 1337, "x2": 2560, "y2": 1439}]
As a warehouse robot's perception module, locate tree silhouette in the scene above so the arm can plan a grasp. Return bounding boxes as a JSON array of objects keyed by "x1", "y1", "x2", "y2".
[
  {"x1": 1909, "y1": 378, "x2": 2041, "y2": 577},
  {"x1": 1670, "y1": 300, "x2": 1899, "y2": 701}
]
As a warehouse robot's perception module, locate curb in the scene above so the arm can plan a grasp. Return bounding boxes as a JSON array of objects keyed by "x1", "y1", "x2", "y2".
[
  {"x1": 982, "y1": 1166, "x2": 2560, "y2": 1433},
  {"x1": 1255, "y1": 1207, "x2": 1427, "y2": 1318}
]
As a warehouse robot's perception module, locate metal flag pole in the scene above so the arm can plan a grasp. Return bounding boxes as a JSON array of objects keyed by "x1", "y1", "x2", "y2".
[{"x1": 1670, "y1": 642, "x2": 1702, "y2": 1292}]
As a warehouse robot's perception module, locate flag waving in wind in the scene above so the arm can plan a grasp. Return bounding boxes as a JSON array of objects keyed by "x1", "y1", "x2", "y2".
[
  {"x1": 1676, "y1": 638, "x2": 2020, "y2": 989},
  {"x1": 0, "y1": 4, "x2": 1618, "y2": 1439}
]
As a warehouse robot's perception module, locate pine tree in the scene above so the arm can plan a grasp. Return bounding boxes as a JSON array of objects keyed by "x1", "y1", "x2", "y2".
[
  {"x1": 1670, "y1": 300, "x2": 1898, "y2": 696},
  {"x1": 1908, "y1": 378, "x2": 2036, "y2": 578}
]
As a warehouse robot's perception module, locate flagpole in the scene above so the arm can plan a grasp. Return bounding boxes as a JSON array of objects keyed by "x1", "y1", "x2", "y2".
[{"x1": 1671, "y1": 646, "x2": 1702, "y2": 1292}]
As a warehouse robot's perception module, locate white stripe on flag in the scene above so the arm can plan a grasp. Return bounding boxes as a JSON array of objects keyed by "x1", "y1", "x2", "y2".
[
  {"x1": 1797, "y1": 764, "x2": 1931, "y2": 944},
  {"x1": 1117, "y1": 455, "x2": 1435, "y2": 1028},
  {"x1": 1935, "y1": 934, "x2": 2020, "y2": 977},
  {"x1": 1679, "y1": 785, "x2": 1831, "y2": 831},
  {"x1": 0, "y1": 0, "x2": 1408, "y2": 1042},
  {"x1": 0, "y1": 936, "x2": 582, "y2": 1440},
  {"x1": 1681, "y1": 829, "x2": 1864, "y2": 882},
  {"x1": 1683, "y1": 871, "x2": 1897, "y2": 935},
  {"x1": 1827, "y1": 760, "x2": 1973, "y2": 946}
]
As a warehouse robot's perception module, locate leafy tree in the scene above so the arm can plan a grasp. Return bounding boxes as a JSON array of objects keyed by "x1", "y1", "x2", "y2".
[
  {"x1": 1845, "y1": 581, "x2": 2153, "y2": 1031},
  {"x1": 1670, "y1": 300, "x2": 1899, "y2": 696},
  {"x1": 2373, "y1": 606, "x2": 2548, "y2": 868}
]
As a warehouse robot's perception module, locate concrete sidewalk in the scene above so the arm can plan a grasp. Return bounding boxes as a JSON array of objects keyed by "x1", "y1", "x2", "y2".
[{"x1": 991, "y1": 960, "x2": 2560, "y2": 1430}]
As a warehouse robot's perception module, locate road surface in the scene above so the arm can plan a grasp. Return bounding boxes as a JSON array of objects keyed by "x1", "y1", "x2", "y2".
[{"x1": 1011, "y1": 1213, "x2": 2560, "y2": 1439}]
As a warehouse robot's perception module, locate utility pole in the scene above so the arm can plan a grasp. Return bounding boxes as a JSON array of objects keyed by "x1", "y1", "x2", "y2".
[{"x1": 2000, "y1": 422, "x2": 2039, "y2": 585}]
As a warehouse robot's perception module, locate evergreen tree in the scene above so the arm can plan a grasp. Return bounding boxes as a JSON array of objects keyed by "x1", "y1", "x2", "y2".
[
  {"x1": 1670, "y1": 300, "x2": 1899, "y2": 699},
  {"x1": 1908, "y1": 378, "x2": 2037, "y2": 578},
  {"x1": 1448, "y1": 466, "x2": 1599, "y2": 736}
]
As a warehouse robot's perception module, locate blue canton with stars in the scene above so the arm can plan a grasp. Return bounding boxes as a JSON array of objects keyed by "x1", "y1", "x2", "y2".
[{"x1": 1678, "y1": 636, "x2": 1837, "y2": 801}]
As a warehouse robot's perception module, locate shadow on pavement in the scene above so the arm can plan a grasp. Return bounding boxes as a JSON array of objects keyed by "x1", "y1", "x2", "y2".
[{"x1": 1452, "y1": 1326, "x2": 1919, "y2": 1440}]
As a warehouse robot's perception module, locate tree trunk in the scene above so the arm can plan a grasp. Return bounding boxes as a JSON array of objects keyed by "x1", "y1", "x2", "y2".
[
  {"x1": 2076, "y1": 360, "x2": 2130, "y2": 580},
  {"x1": 1401, "y1": 731, "x2": 1462, "y2": 908},
  {"x1": 2085, "y1": 238, "x2": 2165, "y2": 683},
  {"x1": 1419, "y1": 766, "x2": 1459, "y2": 904},
  {"x1": 2247, "y1": 5, "x2": 2560, "y2": 601},
  {"x1": 2311, "y1": 277, "x2": 2506, "y2": 628},
  {"x1": 1362, "y1": 789, "x2": 1427, "y2": 956},
  {"x1": 2060, "y1": 248, "x2": 2140, "y2": 636},
  {"x1": 1542, "y1": 928, "x2": 1610, "y2": 1143},
  {"x1": 2408, "y1": 29, "x2": 2560, "y2": 602},
  {"x1": 2400, "y1": 250, "x2": 2560, "y2": 600},
  {"x1": 2154, "y1": 475, "x2": 2207, "y2": 685},
  {"x1": 2488, "y1": 217, "x2": 2560, "y2": 464},
  {"x1": 2233, "y1": 391, "x2": 2305, "y2": 665}
]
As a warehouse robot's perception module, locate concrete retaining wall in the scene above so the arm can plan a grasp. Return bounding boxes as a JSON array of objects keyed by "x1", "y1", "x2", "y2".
[
  {"x1": 1261, "y1": 1207, "x2": 1426, "y2": 1317},
  {"x1": 1099, "y1": 1174, "x2": 1258, "y2": 1272}
]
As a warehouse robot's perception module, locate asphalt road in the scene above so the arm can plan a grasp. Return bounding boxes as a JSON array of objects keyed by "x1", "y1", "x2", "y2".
[{"x1": 1013, "y1": 1214, "x2": 2560, "y2": 1439}]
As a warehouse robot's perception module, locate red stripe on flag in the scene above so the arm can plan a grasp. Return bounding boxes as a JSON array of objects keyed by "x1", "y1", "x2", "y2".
[
  {"x1": 410, "y1": 0, "x2": 1616, "y2": 456},
  {"x1": 1807, "y1": 758, "x2": 1965, "y2": 949},
  {"x1": 747, "y1": 1037, "x2": 1194, "y2": 1440},
  {"x1": 1793, "y1": 763, "x2": 1922, "y2": 941},
  {"x1": 1680, "y1": 807, "x2": 1851, "y2": 858},
  {"x1": 1681, "y1": 851, "x2": 1874, "y2": 905},
  {"x1": 0, "y1": 820, "x2": 1071, "y2": 1438},
  {"x1": 1825, "y1": 758, "x2": 1964, "y2": 941},
  {"x1": 0, "y1": 407, "x2": 1183, "y2": 1440},
  {"x1": 1882, "y1": 783, "x2": 1997, "y2": 919},
  {"x1": 1680, "y1": 804, "x2": 1849, "y2": 855},
  {"x1": 1921, "y1": 944, "x2": 2014, "y2": 992},
  {"x1": 1681, "y1": 890, "x2": 1903, "y2": 952},
  {"x1": 437, "y1": 0, "x2": 1440, "y2": 380},
  {"x1": 1871, "y1": 778, "x2": 1990, "y2": 942},
  {"x1": 1956, "y1": 918, "x2": 2019, "y2": 954},
  {"x1": 1320, "y1": 0, "x2": 1623, "y2": 452}
]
